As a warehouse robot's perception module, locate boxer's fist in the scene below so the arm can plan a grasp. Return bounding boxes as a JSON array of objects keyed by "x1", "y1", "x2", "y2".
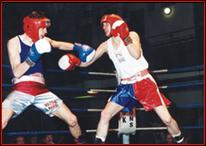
[
  {"x1": 73, "y1": 43, "x2": 95, "y2": 62},
  {"x1": 58, "y1": 53, "x2": 81, "y2": 71},
  {"x1": 116, "y1": 23, "x2": 129, "y2": 39},
  {"x1": 115, "y1": 22, "x2": 131, "y2": 45},
  {"x1": 26, "y1": 38, "x2": 51, "y2": 66}
]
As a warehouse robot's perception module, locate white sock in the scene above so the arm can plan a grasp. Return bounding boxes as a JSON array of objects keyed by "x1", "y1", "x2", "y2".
[
  {"x1": 172, "y1": 132, "x2": 184, "y2": 143},
  {"x1": 172, "y1": 132, "x2": 181, "y2": 137},
  {"x1": 96, "y1": 135, "x2": 106, "y2": 142}
]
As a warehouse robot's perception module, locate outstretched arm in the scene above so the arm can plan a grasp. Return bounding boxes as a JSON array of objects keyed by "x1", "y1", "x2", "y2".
[
  {"x1": 45, "y1": 37, "x2": 74, "y2": 51},
  {"x1": 46, "y1": 37, "x2": 96, "y2": 63},
  {"x1": 57, "y1": 41, "x2": 107, "y2": 71},
  {"x1": 80, "y1": 41, "x2": 107, "y2": 67}
]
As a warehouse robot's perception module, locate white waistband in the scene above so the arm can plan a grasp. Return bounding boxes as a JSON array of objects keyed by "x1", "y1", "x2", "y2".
[
  {"x1": 12, "y1": 75, "x2": 45, "y2": 84},
  {"x1": 120, "y1": 74, "x2": 152, "y2": 84}
]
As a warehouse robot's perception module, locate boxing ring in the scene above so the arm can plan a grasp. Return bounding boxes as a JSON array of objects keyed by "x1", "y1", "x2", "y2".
[{"x1": 2, "y1": 64, "x2": 204, "y2": 144}]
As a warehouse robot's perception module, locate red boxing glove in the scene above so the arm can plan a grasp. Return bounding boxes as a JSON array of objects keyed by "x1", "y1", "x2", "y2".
[
  {"x1": 58, "y1": 53, "x2": 81, "y2": 71},
  {"x1": 116, "y1": 22, "x2": 129, "y2": 39},
  {"x1": 112, "y1": 22, "x2": 131, "y2": 46}
]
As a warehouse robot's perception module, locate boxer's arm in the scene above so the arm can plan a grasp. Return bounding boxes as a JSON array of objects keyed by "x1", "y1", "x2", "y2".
[
  {"x1": 126, "y1": 31, "x2": 141, "y2": 59},
  {"x1": 46, "y1": 37, "x2": 95, "y2": 62},
  {"x1": 46, "y1": 37, "x2": 74, "y2": 51},
  {"x1": 80, "y1": 42, "x2": 107, "y2": 67},
  {"x1": 7, "y1": 37, "x2": 30, "y2": 78}
]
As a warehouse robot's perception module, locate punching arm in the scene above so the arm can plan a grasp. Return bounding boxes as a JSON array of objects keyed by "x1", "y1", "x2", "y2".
[
  {"x1": 46, "y1": 37, "x2": 74, "y2": 51},
  {"x1": 80, "y1": 42, "x2": 107, "y2": 67},
  {"x1": 73, "y1": 43, "x2": 96, "y2": 62}
]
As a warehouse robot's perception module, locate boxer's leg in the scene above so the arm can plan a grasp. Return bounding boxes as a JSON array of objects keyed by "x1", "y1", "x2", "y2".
[{"x1": 95, "y1": 101, "x2": 123, "y2": 143}]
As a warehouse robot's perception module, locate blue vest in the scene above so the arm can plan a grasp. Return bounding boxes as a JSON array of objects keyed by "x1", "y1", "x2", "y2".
[{"x1": 10, "y1": 36, "x2": 44, "y2": 78}]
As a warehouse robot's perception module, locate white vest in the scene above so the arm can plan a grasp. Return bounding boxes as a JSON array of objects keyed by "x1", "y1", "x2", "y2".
[{"x1": 107, "y1": 38, "x2": 149, "y2": 83}]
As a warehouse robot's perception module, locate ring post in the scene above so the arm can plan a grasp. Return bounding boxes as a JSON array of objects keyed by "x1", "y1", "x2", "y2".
[
  {"x1": 118, "y1": 107, "x2": 136, "y2": 144},
  {"x1": 122, "y1": 134, "x2": 130, "y2": 144}
]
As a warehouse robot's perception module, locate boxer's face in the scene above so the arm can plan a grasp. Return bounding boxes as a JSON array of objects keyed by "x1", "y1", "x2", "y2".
[
  {"x1": 102, "y1": 22, "x2": 111, "y2": 37},
  {"x1": 39, "y1": 27, "x2": 48, "y2": 39}
]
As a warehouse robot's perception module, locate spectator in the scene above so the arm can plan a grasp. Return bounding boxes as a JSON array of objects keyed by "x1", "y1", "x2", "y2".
[
  {"x1": 165, "y1": 133, "x2": 174, "y2": 144},
  {"x1": 30, "y1": 136, "x2": 38, "y2": 144},
  {"x1": 42, "y1": 134, "x2": 55, "y2": 144},
  {"x1": 15, "y1": 136, "x2": 25, "y2": 144}
]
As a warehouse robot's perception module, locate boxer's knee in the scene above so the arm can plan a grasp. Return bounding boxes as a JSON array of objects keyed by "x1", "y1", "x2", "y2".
[
  {"x1": 2, "y1": 120, "x2": 8, "y2": 130},
  {"x1": 68, "y1": 114, "x2": 78, "y2": 127},
  {"x1": 2, "y1": 108, "x2": 13, "y2": 129}
]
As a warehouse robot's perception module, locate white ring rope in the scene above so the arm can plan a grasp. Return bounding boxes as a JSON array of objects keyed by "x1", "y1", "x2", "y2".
[
  {"x1": 3, "y1": 125, "x2": 202, "y2": 137},
  {"x1": 87, "y1": 70, "x2": 170, "y2": 76},
  {"x1": 87, "y1": 71, "x2": 116, "y2": 76},
  {"x1": 83, "y1": 64, "x2": 203, "y2": 76},
  {"x1": 0, "y1": 127, "x2": 176, "y2": 135},
  {"x1": 3, "y1": 64, "x2": 203, "y2": 76},
  {"x1": 151, "y1": 69, "x2": 169, "y2": 73},
  {"x1": 85, "y1": 68, "x2": 202, "y2": 76},
  {"x1": 87, "y1": 80, "x2": 203, "y2": 93},
  {"x1": 87, "y1": 109, "x2": 103, "y2": 112},
  {"x1": 88, "y1": 89, "x2": 116, "y2": 93},
  {"x1": 86, "y1": 127, "x2": 168, "y2": 133},
  {"x1": 87, "y1": 84, "x2": 190, "y2": 93},
  {"x1": 80, "y1": 107, "x2": 145, "y2": 112}
]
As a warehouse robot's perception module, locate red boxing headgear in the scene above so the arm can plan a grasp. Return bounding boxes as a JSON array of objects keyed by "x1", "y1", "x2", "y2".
[
  {"x1": 23, "y1": 16, "x2": 51, "y2": 42},
  {"x1": 101, "y1": 14, "x2": 125, "y2": 37}
]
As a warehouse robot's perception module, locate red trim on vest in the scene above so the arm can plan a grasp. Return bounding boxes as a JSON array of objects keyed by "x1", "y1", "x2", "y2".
[{"x1": 121, "y1": 69, "x2": 149, "y2": 82}]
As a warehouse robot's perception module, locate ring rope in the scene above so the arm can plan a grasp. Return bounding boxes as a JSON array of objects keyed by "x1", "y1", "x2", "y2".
[
  {"x1": 71, "y1": 104, "x2": 203, "y2": 112},
  {"x1": 2, "y1": 80, "x2": 203, "y2": 92},
  {"x1": 26, "y1": 103, "x2": 203, "y2": 114},
  {"x1": 80, "y1": 71, "x2": 116, "y2": 76},
  {"x1": 151, "y1": 64, "x2": 203, "y2": 74},
  {"x1": 72, "y1": 107, "x2": 145, "y2": 112},
  {"x1": 3, "y1": 126, "x2": 203, "y2": 136},
  {"x1": 2, "y1": 64, "x2": 203, "y2": 75}
]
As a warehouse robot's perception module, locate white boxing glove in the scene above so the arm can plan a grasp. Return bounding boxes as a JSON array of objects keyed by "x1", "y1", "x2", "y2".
[
  {"x1": 26, "y1": 38, "x2": 51, "y2": 67},
  {"x1": 35, "y1": 38, "x2": 52, "y2": 54}
]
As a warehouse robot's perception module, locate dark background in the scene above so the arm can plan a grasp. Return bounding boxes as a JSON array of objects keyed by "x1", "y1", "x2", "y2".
[{"x1": 2, "y1": 2, "x2": 204, "y2": 144}]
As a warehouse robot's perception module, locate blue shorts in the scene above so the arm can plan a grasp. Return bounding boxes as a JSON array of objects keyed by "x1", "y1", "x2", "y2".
[{"x1": 109, "y1": 84, "x2": 137, "y2": 112}]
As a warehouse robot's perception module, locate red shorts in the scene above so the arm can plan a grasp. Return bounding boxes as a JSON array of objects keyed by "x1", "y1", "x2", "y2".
[{"x1": 133, "y1": 76, "x2": 171, "y2": 111}]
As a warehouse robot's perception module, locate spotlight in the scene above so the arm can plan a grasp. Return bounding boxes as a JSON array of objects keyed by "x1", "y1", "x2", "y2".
[
  {"x1": 162, "y1": 6, "x2": 175, "y2": 18},
  {"x1": 163, "y1": 7, "x2": 171, "y2": 15}
]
